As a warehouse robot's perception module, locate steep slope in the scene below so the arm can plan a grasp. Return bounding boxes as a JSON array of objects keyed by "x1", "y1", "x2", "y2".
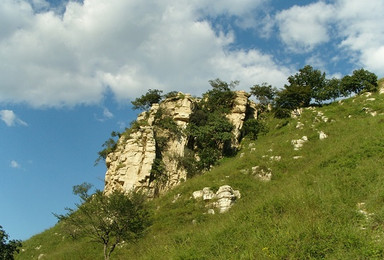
[{"x1": 17, "y1": 89, "x2": 384, "y2": 259}]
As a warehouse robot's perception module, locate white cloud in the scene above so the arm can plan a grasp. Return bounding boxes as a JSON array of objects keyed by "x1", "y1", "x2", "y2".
[
  {"x1": 276, "y1": 2, "x2": 335, "y2": 52},
  {"x1": 0, "y1": 110, "x2": 28, "y2": 127},
  {"x1": 274, "y1": 0, "x2": 384, "y2": 75},
  {"x1": 0, "y1": 0, "x2": 290, "y2": 107},
  {"x1": 103, "y1": 108, "x2": 113, "y2": 119},
  {"x1": 10, "y1": 160, "x2": 21, "y2": 169},
  {"x1": 335, "y1": 0, "x2": 384, "y2": 73},
  {"x1": 95, "y1": 107, "x2": 114, "y2": 122}
]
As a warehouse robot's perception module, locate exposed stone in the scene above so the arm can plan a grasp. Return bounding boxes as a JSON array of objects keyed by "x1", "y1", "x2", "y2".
[
  {"x1": 366, "y1": 98, "x2": 376, "y2": 101},
  {"x1": 319, "y1": 131, "x2": 328, "y2": 140},
  {"x1": 226, "y1": 91, "x2": 256, "y2": 149},
  {"x1": 291, "y1": 108, "x2": 303, "y2": 118},
  {"x1": 296, "y1": 122, "x2": 304, "y2": 129},
  {"x1": 293, "y1": 156, "x2": 303, "y2": 160},
  {"x1": 270, "y1": 156, "x2": 281, "y2": 161},
  {"x1": 192, "y1": 190, "x2": 203, "y2": 199},
  {"x1": 192, "y1": 185, "x2": 240, "y2": 213},
  {"x1": 291, "y1": 136, "x2": 308, "y2": 150},
  {"x1": 202, "y1": 187, "x2": 215, "y2": 201},
  {"x1": 252, "y1": 166, "x2": 272, "y2": 181}
]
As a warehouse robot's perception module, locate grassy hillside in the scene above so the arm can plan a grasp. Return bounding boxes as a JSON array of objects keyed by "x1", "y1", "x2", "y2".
[{"x1": 17, "y1": 90, "x2": 384, "y2": 259}]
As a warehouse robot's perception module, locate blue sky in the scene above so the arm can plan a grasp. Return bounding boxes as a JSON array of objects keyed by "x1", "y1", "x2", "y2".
[{"x1": 1, "y1": 0, "x2": 383, "y2": 240}]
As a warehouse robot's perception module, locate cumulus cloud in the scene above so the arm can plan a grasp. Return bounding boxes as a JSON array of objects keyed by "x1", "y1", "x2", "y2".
[
  {"x1": 275, "y1": 2, "x2": 335, "y2": 52},
  {"x1": 274, "y1": 0, "x2": 384, "y2": 74},
  {"x1": 0, "y1": 0, "x2": 290, "y2": 108},
  {"x1": 336, "y1": 0, "x2": 384, "y2": 72},
  {"x1": 0, "y1": 110, "x2": 28, "y2": 127}
]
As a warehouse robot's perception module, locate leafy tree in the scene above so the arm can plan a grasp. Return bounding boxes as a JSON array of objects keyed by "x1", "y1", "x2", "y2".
[
  {"x1": 184, "y1": 79, "x2": 237, "y2": 170},
  {"x1": 0, "y1": 225, "x2": 22, "y2": 260},
  {"x1": 186, "y1": 111, "x2": 234, "y2": 170},
  {"x1": 275, "y1": 83, "x2": 312, "y2": 110},
  {"x1": 56, "y1": 184, "x2": 151, "y2": 260},
  {"x1": 250, "y1": 83, "x2": 277, "y2": 105},
  {"x1": 341, "y1": 69, "x2": 378, "y2": 96},
  {"x1": 203, "y1": 78, "x2": 237, "y2": 113},
  {"x1": 287, "y1": 65, "x2": 327, "y2": 105},
  {"x1": 324, "y1": 78, "x2": 342, "y2": 101},
  {"x1": 131, "y1": 89, "x2": 163, "y2": 110}
]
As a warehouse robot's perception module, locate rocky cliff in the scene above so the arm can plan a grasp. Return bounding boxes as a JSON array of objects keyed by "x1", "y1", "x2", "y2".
[{"x1": 104, "y1": 91, "x2": 257, "y2": 197}]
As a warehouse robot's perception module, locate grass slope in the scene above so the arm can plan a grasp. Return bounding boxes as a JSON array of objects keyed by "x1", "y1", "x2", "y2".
[{"x1": 17, "y1": 91, "x2": 384, "y2": 259}]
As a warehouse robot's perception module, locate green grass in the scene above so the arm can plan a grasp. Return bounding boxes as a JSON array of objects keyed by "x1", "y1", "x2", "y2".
[{"x1": 17, "y1": 90, "x2": 384, "y2": 259}]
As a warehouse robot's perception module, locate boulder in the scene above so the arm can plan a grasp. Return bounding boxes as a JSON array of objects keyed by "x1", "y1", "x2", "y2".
[{"x1": 192, "y1": 185, "x2": 240, "y2": 213}]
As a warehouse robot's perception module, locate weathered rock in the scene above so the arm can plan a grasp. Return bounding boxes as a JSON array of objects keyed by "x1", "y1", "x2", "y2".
[
  {"x1": 202, "y1": 187, "x2": 215, "y2": 201},
  {"x1": 252, "y1": 166, "x2": 272, "y2": 181},
  {"x1": 319, "y1": 131, "x2": 328, "y2": 140},
  {"x1": 104, "y1": 124, "x2": 157, "y2": 196},
  {"x1": 192, "y1": 185, "x2": 240, "y2": 213},
  {"x1": 192, "y1": 190, "x2": 204, "y2": 199},
  {"x1": 226, "y1": 91, "x2": 255, "y2": 149},
  {"x1": 291, "y1": 136, "x2": 308, "y2": 150},
  {"x1": 296, "y1": 122, "x2": 304, "y2": 129},
  {"x1": 291, "y1": 108, "x2": 303, "y2": 118},
  {"x1": 270, "y1": 156, "x2": 281, "y2": 161}
]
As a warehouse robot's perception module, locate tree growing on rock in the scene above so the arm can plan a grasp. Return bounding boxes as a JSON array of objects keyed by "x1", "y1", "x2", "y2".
[
  {"x1": 131, "y1": 89, "x2": 163, "y2": 110},
  {"x1": 56, "y1": 183, "x2": 151, "y2": 260}
]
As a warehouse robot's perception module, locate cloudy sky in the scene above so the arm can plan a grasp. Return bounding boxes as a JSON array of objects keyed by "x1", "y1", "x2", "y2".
[{"x1": 1, "y1": 0, "x2": 383, "y2": 240}]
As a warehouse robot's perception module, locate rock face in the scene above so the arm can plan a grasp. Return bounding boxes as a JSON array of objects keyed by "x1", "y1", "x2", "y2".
[
  {"x1": 104, "y1": 91, "x2": 257, "y2": 197},
  {"x1": 104, "y1": 105, "x2": 159, "y2": 197},
  {"x1": 226, "y1": 91, "x2": 257, "y2": 149}
]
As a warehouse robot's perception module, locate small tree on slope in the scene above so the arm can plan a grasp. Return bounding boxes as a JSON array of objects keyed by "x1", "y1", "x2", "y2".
[{"x1": 56, "y1": 183, "x2": 151, "y2": 260}]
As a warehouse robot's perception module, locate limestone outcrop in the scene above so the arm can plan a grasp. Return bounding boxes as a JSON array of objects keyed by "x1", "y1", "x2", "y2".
[
  {"x1": 104, "y1": 106, "x2": 159, "y2": 197},
  {"x1": 192, "y1": 185, "x2": 241, "y2": 213},
  {"x1": 104, "y1": 91, "x2": 257, "y2": 197},
  {"x1": 226, "y1": 91, "x2": 258, "y2": 149}
]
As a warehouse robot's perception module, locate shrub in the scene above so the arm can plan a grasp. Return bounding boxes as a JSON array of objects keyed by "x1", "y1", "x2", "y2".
[{"x1": 242, "y1": 119, "x2": 268, "y2": 140}]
